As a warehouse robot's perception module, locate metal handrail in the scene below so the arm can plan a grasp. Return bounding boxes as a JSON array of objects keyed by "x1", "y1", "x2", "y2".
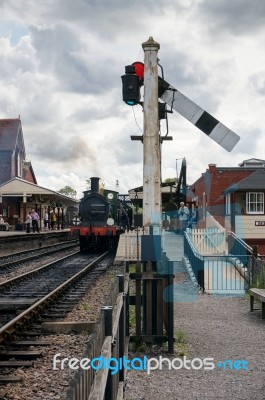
[
  {"x1": 184, "y1": 232, "x2": 251, "y2": 291},
  {"x1": 184, "y1": 232, "x2": 204, "y2": 289}
]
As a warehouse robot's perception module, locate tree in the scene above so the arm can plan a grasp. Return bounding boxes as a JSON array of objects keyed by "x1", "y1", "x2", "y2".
[
  {"x1": 164, "y1": 177, "x2": 178, "y2": 184},
  {"x1": 58, "y1": 186, "x2": 77, "y2": 198}
]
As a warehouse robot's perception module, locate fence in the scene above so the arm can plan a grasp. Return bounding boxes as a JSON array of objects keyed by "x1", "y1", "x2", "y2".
[
  {"x1": 66, "y1": 275, "x2": 127, "y2": 400},
  {"x1": 115, "y1": 230, "x2": 142, "y2": 262},
  {"x1": 128, "y1": 251, "x2": 174, "y2": 353},
  {"x1": 185, "y1": 211, "x2": 226, "y2": 255},
  {"x1": 116, "y1": 231, "x2": 175, "y2": 353},
  {"x1": 184, "y1": 233, "x2": 250, "y2": 293},
  {"x1": 203, "y1": 256, "x2": 249, "y2": 293},
  {"x1": 186, "y1": 227, "x2": 226, "y2": 255},
  {"x1": 227, "y1": 231, "x2": 265, "y2": 288}
]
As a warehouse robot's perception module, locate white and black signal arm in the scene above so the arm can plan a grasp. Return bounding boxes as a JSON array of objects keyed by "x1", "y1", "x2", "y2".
[{"x1": 158, "y1": 76, "x2": 240, "y2": 152}]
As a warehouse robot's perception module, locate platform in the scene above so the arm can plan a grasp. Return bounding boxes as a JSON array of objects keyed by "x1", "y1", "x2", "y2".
[
  {"x1": 0, "y1": 229, "x2": 72, "y2": 256},
  {"x1": 0, "y1": 228, "x2": 70, "y2": 237},
  {"x1": 115, "y1": 230, "x2": 184, "y2": 263}
]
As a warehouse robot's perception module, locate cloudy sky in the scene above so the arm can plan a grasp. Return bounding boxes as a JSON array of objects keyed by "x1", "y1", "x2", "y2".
[{"x1": 1, "y1": 0, "x2": 265, "y2": 197}]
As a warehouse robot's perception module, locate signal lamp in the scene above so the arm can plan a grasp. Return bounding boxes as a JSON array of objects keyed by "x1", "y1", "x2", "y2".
[{"x1": 121, "y1": 63, "x2": 143, "y2": 106}]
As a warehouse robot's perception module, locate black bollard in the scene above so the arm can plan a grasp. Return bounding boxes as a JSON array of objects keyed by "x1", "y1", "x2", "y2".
[
  {"x1": 117, "y1": 274, "x2": 124, "y2": 293},
  {"x1": 101, "y1": 306, "x2": 113, "y2": 337}
]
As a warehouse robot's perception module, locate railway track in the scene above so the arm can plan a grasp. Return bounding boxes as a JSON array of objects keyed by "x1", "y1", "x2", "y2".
[
  {"x1": 0, "y1": 251, "x2": 114, "y2": 389},
  {"x1": 0, "y1": 242, "x2": 80, "y2": 285},
  {"x1": 0, "y1": 241, "x2": 78, "y2": 273}
]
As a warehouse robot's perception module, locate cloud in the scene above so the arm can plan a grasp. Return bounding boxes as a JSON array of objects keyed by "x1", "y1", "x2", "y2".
[
  {"x1": 248, "y1": 70, "x2": 265, "y2": 96},
  {"x1": 198, "y1": 0, "x2": 265, "y2": 35}
]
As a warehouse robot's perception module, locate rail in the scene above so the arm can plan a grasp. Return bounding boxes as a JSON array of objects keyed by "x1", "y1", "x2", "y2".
[
  {"x1": 184, "y1": 232, "x2": 204, "y2": 290},
  {"x1": 227, "y1": 231, "x2": 253, "y2": 265},
  {"x1": 228, "y1": 231, "x2": 265, "y2": 288},
  {"x1": 184, "y1": 232, "x2": 250, "y2": 293},
  {"x1": 0, "y1": 252, "x2": 107, "y2": 343}
]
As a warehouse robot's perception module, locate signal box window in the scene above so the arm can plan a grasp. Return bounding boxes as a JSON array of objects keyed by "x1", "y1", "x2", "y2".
[{"x1": 246, "y1": 192, "x2": 264, "y2": 214}]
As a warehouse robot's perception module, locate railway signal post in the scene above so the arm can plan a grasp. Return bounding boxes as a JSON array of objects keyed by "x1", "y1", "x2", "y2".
[
  {"x1": 121, "y1": 37, "x2": 174, "y2": 351},
  {"x1": 142, "y1": 37, "x2": 161, "y2": 238},
  {"x1": 141, "y1": 38, "x2": 173, "y2": 346}
]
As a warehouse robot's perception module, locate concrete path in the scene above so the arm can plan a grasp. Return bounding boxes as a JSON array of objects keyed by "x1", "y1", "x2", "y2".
[
  {"x1": 125, "y1": 293, "x2": 265, "y2": 400},
  {"x1": 162, "y1": 231, "x2": 184, "y2": 262}
]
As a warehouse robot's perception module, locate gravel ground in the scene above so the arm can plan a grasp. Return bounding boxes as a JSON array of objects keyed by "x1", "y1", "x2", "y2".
[
  {"x1": 2, "y1": 333, "x2": 88, "y2": 400},
  {"x1": 0, "y1": 248, "x2": 78, "y2": 284},
  {"x1": 124, "y1": 293, "x2": 265, "y2": 400},
  {"x1": 1, "y1": 262, "x2": 124, "y2": 400}
]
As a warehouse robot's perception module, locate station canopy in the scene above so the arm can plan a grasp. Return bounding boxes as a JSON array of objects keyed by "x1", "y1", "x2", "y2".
[{"x1": 0, "y1": 178, "x2": 79, "y2": 208}]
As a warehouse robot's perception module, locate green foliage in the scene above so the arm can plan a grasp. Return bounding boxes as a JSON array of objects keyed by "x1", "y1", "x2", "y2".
[
  {"x1": 82, "y1": 304, "x2": 90, "y2": 311},
  {"x1": 175, "y1": 330, "x2": 187, "y2": 356},
  {"x1": 252, "y1": 273, "x2": 265, "y2": 289},
  {"x1": 164, "y1": 177, "x2": 178, "y2": 184},
  {"x1": 58, "y1": 185, "x2": 77, "y2": 198},
  {"x1": 129, "y1": 264, "x2": 136, "y2": 273},
  {"x1": 251, "y1": 263, "x2": 265, "y2": 289},
  {"x1": 129, "y1": 336, "x2": 146, "y2": 352},
  {"x1": 133, "y1": 206, "x2": 143, "y2": 215},
  {"x1": 175, "y1": 330, "x2": 186, "y2": 343},
  {"x1": 129, "y1": 305, "x2": 136, "y2": 328},
  {"x1": 175, "y1": 343, "x2": 187, "y2": 356}
]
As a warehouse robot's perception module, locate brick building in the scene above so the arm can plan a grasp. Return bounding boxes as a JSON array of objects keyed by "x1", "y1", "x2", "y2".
[{"x1": 188, "y1": 159, "x2": 265, "y2": 252}]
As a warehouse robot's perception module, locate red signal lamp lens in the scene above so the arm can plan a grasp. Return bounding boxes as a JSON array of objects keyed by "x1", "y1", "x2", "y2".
[{"x1": 132, "y1": 61, "x2": 144, "y2": 84}]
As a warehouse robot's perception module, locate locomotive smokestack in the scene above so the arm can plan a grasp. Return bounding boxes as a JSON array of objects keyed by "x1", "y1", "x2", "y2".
[{"x1": 90, "y1": 177, "x2": 100, "y2": 193}]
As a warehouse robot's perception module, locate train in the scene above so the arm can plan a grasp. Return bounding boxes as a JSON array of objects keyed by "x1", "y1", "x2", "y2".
[{"x1": 70, "y1": 177, "x2": 122, "y2": 252}]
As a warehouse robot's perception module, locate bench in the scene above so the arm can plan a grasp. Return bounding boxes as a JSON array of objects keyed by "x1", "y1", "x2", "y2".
[{"x1": 249, "y1": 288, "x2": 265, "y2": 319}]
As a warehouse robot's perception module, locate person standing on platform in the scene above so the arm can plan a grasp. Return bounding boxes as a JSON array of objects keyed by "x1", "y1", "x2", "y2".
[
  {"x1": 51, "y1": 212, "x2": 57, "y2": 230},
  {"x1": 0, "y1": 216, "x2": 9, "y2": 231},
  {"x1": 178, "y1": 202, "x2": 190, "y2": 234},
  {"x1": 25, "y1": 211, "x2": 32, "y2": 234},
  {"x1": 121, "y1": 209, "x2": 130, "y2": 232},
  {"x1": 44, "y1": 210, "x2": 50, "y2": 230},
  {"x1": 31, "y1": 209, "x2": 40, "y2": 233}
]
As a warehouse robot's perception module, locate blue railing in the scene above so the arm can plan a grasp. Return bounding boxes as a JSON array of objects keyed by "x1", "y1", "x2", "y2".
[
  {"x1": 184, "y1": 232, "x2": 204, "y2": 290},
  {"x1": 227, "y1": 231, "x2": 252, "y2": 266},
  {"x1": 184, "y1": 232, "x2": 250, "y2": 293}
]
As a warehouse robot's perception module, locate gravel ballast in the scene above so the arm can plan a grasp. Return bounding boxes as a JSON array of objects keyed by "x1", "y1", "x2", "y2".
[
  {"x1": 1, "y1": 263, "x2": 124, "y2": 400},
  {"x1": 124, "y1": 294, "x2": 265, "y2": 400}
]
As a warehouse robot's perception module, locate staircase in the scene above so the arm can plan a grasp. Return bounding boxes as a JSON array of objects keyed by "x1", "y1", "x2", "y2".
[{"x1": 162, "y1": 232, "x2": 199, "y2": 302}]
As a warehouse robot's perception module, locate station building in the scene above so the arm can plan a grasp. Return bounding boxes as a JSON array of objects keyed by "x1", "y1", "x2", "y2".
[{"x1": 0, "y1": 118, "x2": 79, "y2": 230}]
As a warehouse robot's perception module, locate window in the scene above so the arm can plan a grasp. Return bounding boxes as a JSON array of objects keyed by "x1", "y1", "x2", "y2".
[
  {"x1": 246, "y1": 192, "x2": 264, "y2": 214},
  {"x1": 17, "y1": 153, "x2": 21, "y2": 177},
  {"x1": 225, "y1": 194, "x2": 231, "y2": 215}
]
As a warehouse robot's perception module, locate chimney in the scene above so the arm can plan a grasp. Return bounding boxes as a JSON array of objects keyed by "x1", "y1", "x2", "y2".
[
  {"x1": 208, "y1": 164, "x2": 217, "y2": 173},
  {"x1": 90, "y1": 177, "x2": 100, "y2": 193}
]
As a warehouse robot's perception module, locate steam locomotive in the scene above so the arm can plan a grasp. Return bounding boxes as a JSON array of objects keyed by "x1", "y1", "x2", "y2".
[{"x1": 70, "y1": 177, "x2": 121, "y2": 252}]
